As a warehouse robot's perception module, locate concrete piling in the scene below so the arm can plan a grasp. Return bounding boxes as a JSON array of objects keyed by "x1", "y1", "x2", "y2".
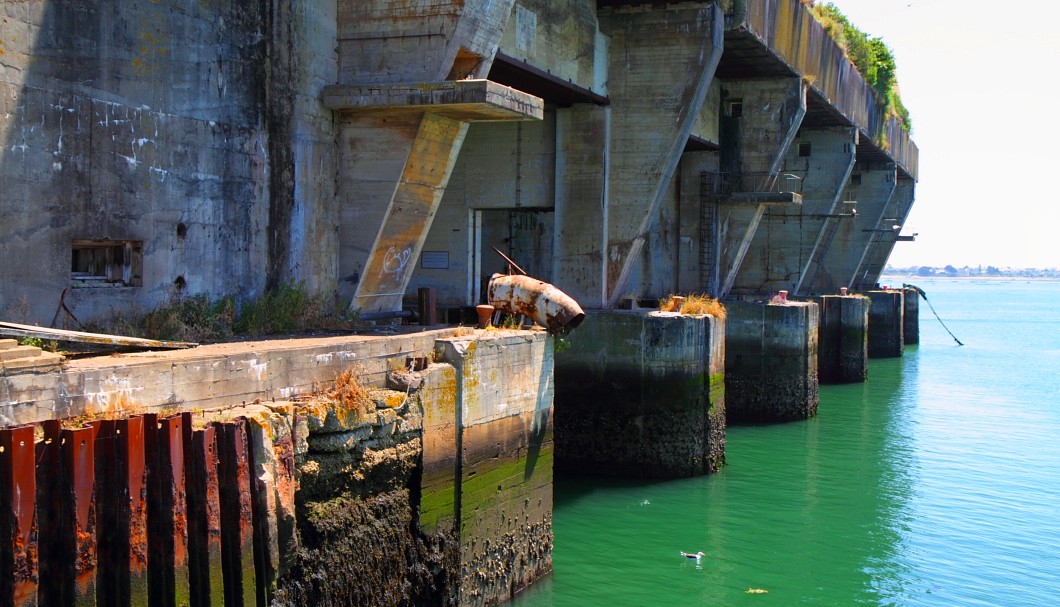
[
  {"x1": 554, "y1": 310, "x2": 726, "y2": 478},
  {"x1": 818, "y1": 294, "x2": 870, "y2": 383},
  {"x1": 725, "y1": 300, "x2": 819, "y2": 423},
  {"x1": 867, "y1": 290, "x2": 905, "y2": 358},
  {"x1": 903, "y1": 287, "x2": 920, "y2": 345}
]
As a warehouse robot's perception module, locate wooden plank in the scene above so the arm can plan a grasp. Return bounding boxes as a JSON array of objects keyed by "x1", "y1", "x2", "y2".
[{"x1": 0, "y1": 321, "x2": 197, "y2": 349}]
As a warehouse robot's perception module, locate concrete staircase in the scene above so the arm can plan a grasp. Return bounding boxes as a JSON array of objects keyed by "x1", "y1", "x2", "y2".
[{"x1": 0, "y1": 338, "x2": 64, "y2": 374}]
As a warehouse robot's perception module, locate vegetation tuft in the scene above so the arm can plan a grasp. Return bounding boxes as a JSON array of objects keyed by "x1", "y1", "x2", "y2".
[
  {"x1": 328, "y1": 368, "x2": 372, "y2": 416},
  {"x1": 659, "y1": 294, "x2": 727, "y2": 319}
]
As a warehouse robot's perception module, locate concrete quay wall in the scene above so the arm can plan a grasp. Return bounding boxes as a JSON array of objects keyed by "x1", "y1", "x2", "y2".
[
  {"x1": 725, "y1": 300, "x2": 819, "y2": 423},
  {"x1": 0, "y1": 330, "x2": 553, "y2": 606},
  {"x1": 554, "y1": 310, "x2": 726, "y2": 478}
]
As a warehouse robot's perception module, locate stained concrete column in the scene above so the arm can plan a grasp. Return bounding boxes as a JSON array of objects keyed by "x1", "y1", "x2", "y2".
[
  {"x1": 867, "y1": 290, "x2": 904, "y2": 358},
  {"x1": 903, "y1": 287, "x2": 920, "y2": 345},
  {"x1": 597, "y1": 3, "x2": 724, "y2": 307},
  {"x1": 554, "y1": 310, "x2": 726, "y2": 478},
  {"x1": 715, "y1": 77, "x2": 806, "y2": 299},
  {"x1": 725, "y1": 300, "x2": 819, "y2": 423},
  {"x1": 818, "y1": 294, "x2": 869, "y2": 383},
  {"x1": 553, "y1": 104, "x2": 610, "y2": 308}
]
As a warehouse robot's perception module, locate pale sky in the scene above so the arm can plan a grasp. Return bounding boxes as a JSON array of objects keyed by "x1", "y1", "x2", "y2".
[{"x1": 829, "y1": 0, "x2": 1060, "y2": 269}]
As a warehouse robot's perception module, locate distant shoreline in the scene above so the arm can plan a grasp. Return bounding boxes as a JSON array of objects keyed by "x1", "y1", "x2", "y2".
[{"x1": 881, "y1": 274, "x2": 1060, "y2": 282}]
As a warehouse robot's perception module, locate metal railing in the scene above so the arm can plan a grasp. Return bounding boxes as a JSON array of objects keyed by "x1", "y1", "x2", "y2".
[{"x1": 700, "y1": 171, "x2": 803, "y2": 200}]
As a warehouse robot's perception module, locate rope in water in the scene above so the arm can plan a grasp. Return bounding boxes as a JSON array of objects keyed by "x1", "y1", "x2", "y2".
[{"x1": 903, "y1": 283, "x2": 964, "y2": 346}]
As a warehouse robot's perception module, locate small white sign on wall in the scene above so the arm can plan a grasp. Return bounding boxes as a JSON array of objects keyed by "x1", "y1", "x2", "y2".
[{"x1": 421, "y1": 251, "x2": 449, "y2": 270}]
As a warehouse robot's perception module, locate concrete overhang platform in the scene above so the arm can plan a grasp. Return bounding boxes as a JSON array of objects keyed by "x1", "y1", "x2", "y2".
[
  {"x1": 321, "y1": 79, "x2": 544, "y2": 121},
  {"x1": 727, "y1": 192, "x2": 802, "y2": 205}
]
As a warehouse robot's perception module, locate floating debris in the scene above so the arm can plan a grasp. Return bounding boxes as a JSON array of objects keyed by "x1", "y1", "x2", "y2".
[{"x1": 745, "y1": 588, "x2": 768, "y2": 594}]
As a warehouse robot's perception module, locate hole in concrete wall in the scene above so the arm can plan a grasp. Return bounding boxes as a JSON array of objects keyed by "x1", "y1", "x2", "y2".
[
  {"x1": 727, "y1": 99, "x2": 743, "y2": 118},
  {"x1": 798, "y1": 142, "x2": 811, "y2": 157},
  {"x1": 176, "y1": 222, "x2": 188, "y2": 239},
  {"x1": 71, "y1": 240, "x2": 143, "y2": 287},
  {"x1": 174, "y1": 275, "x2": 187, "y2": 291},
  {"x1": 851, "y1": 173, "x2": 862, "y2": 185}
]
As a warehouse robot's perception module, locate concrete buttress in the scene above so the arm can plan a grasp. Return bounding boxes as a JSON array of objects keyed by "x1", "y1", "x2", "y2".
[
  {"x1": 733, "y1": 126, "x2": 858, "y2": 297},
  {"x1": 598, "y1": 3, "x2": 724, "y2": 307},
  {"x1": 854, "y1": 176, "x2": 916, "y2": 289},
  {"x1": 326, "y1": 0, "x2": 545, "y2": 314},
  {"x1": 826, "y1": 163, "x2": 898, "y2": 291},
  {"x1": 715, "y1": 78, "x2": 807, "y2": 299}
]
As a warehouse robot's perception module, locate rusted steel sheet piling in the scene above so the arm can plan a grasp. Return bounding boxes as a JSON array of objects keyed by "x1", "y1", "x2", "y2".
[
  {"x1": 36, "y1": 420, "x2": 62, "y2": 605},
  {"x1": 487, "y1": 273, "x2": 585, "y2": 334},
  {"x1": 147, "y1": 413, "x2": 193, "y2": 606},
  {"x1": 64, "y1": 424, "x2": 98, "y2": 606},
  {"x1": 218, "y1": 421, "x2": 258, "y2": 607},
  {"x1": 187, "y1": 425, "x2": 225, "y2": 606},
  {"x1": 0, "y1": 425, "x2": 37, "y2": 607}
]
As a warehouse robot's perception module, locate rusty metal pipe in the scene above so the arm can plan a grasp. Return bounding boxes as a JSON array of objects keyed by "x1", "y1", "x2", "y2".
[{"x1": 487, "y1": 273, "x2": 585, "y2": 335}]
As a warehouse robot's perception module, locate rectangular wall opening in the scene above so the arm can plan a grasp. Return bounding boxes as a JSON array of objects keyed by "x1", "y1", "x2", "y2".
[{"x1": 71, "y1": 240, "x2": 143, "y2": 287}]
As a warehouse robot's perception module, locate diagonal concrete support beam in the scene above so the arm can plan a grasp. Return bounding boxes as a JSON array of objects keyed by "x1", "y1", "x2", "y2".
[
  {"x1": 343, "y1": 111, "x2": 469, "y2": 313},
  {"x1": 829, "y1": 163, "x2": 897, "y2": 290},
  {"x1": 330, "y1": 0, "x2": 550, "y2": 314},
  {"x1": 599, "y1": 3, "x2": 724, "y2": 308},
  {"x1": 333, "y1": 82, "x2": 544, "y2": 314},
  {"x1": 854, "y1": 176, "x2": 915, "y2": 289},
  {"x1": 794, "y1": 127, "x2": 859, "y2": 295},
  {"x1": 716, "y1": 78, "x2": 806, "y2": 299}
]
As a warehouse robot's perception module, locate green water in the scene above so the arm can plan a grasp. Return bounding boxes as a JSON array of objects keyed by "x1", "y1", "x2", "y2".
[{"x1": 513, "y1": 278, "x2": 1060, "y2": 606}]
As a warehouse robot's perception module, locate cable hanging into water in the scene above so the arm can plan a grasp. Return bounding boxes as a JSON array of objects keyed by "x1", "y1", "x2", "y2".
[{"x1": 903, "y1": 283, "x2": 964, "y2": 346}]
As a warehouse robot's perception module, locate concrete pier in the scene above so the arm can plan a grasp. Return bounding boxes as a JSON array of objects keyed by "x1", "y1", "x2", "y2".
[
  {"x1": 818, "y1": 295, "x2": 870, "y2": 383},
  {"x1": 867, "y1": 290, "x2": 905, "y2": 358},
  {"x1": 725, "y1": 300, "x2": 819, "y2": 423},
  {"x1": 903, "y1": 287, "x2": 920, "y2": 345},
  {"x1": 554, "y1": 311, "x2": 725, "y2": 478},
  {"x1": 0, "y1": 329, "x2": 554, "y2": 605}
]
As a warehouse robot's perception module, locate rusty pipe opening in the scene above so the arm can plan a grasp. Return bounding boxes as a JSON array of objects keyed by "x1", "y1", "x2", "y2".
[{"x1": 487, "y1": 273, "x2": 585, "y2": 335}]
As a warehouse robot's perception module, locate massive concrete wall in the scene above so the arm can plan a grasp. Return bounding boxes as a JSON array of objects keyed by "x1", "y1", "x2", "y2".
[{"x1": 0, "y1": 0, "x2": 339, "y2": 324}]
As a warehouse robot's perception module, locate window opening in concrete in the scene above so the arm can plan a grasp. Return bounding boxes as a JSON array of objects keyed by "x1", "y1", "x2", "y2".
[
  {"x1": 71, "y1": 240, "x2": 143, "y2": 287},
  {"x1": 798, "y1": 142, "x2": 811, "y2": 157},
  {"x1": 727, "y1": 100, "x2": 743, "y2": 118}
]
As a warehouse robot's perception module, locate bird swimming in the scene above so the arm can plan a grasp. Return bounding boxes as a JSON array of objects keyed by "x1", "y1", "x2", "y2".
[{"x1": 680, "y1": 551, "x2": 706, "y2": 561}]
